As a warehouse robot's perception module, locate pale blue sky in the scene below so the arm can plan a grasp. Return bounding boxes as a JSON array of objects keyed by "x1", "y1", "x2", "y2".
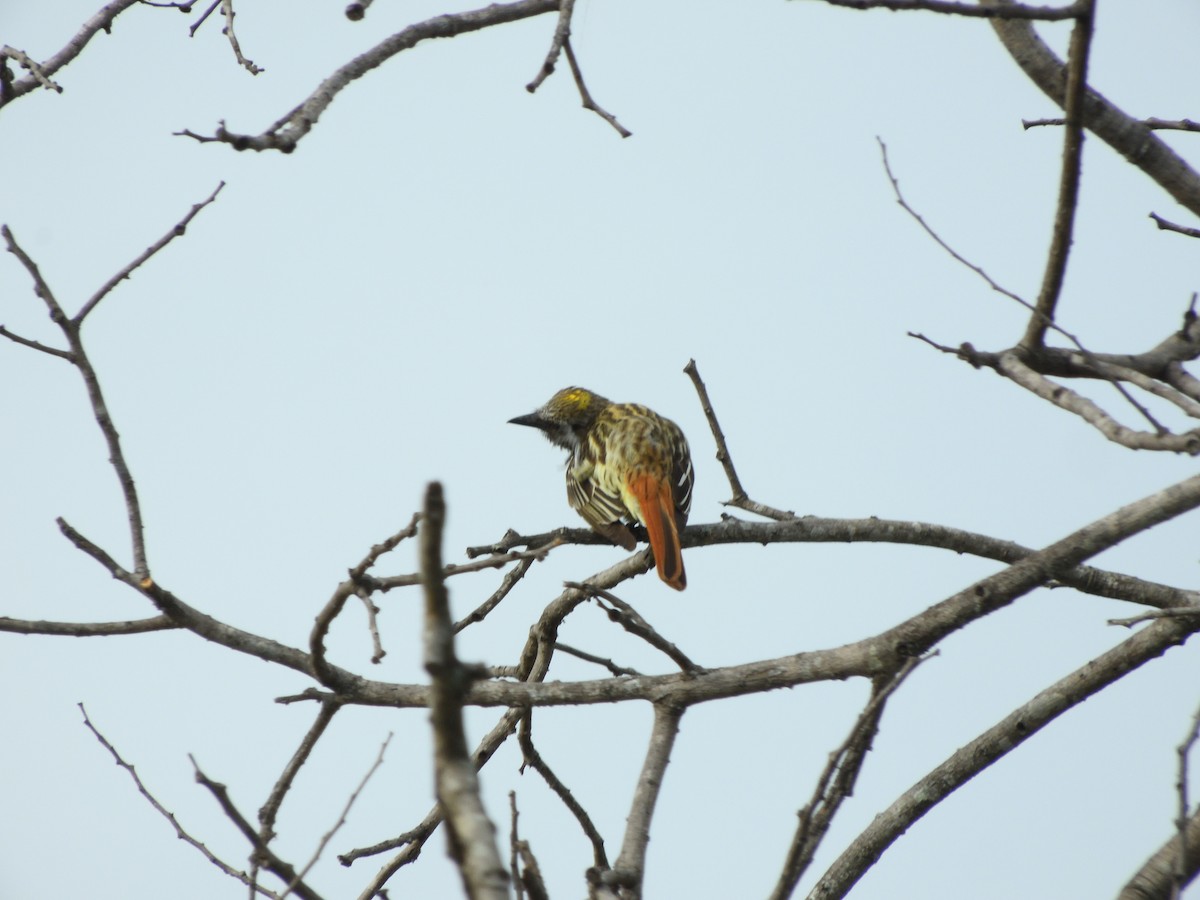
[{"x1": 3, "y1": 2, "x2": 1200, "y2": 898}]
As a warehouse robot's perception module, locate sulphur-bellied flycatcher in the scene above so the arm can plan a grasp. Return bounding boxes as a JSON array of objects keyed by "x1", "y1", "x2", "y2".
[{"x1": 509, "y1": 386, "x2": 693, "y2": 590}]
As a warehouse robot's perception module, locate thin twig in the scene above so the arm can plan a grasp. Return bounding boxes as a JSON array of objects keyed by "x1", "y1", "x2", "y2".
[
  {"x1": 219, "y1": 0, "x2": 263, "y2": 74},
  {"x1": 882, "y1": 139, "x2": 1180, "y2": 439},
  {"x1": 454, "y1": 556, "x2": 536, "y2": 632},
  {"x1": 79, "y1": 704, "x2": 277, "y2": 896},
  {"x1": 554, "y1": 641, "x2": 642, "y2": 677},
  {"x1": 525, "y1": 0, "x2": 575, "y2": 93},
  {"x1": 179, "y1": 0, "x2": 559, "y2": 152},
  {"x1": 258, "y1": 699, "x2": 343, "y2": 842},
  {"x1": 563, "y1": 38, "x2": 631, "y2": 138},
  {"x1": 0, "y1": 325, "x2": 71, "y2": 358},
  {"x1": 1108, "y1": 606, "x2": 1200, "y2": 629},
  {"x1": 509, "y1": 792, "x2": 524, "y2": 900},
  {"x1": 566, "y1": 581, "x2": 705, "y2": 674},
  {"x1": 376, "y1": 538, "x2": 562, "y2": 591},
  {"x1": 1025, "y1": 116, "x2": 1200, "y2": 133},
  {"x1": 75, "y1": 181, "x2": 226, "y2": 323},
  {"x1": 684, "y1": 359, "x2": 797, "y2": 520},
  {"x1": 189, "y1": 0, "x2": 222, "y2": 36},
  {"x1": 279, "y1": 733, "x2": 392, "y2": 900},
  {"x1": 311, "y1": 516, "x2": 421, "y2": 686},
  {"x1": 0, "y1": 1, "x2": 142, "y2": 108},
  {"x1": 518, "y1": 711, "x2": 609, "y2": 869},
  {"x1": 190, "y1": 756, "x2": 324, "y2": 900},
  {"x1": 1151, "y1": 213, "x2": 1200, "y2": 239}
]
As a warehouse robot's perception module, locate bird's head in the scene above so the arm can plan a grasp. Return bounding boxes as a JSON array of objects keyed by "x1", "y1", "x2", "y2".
[{"x1": 509, "y1": 386, "x2": 611, "y2": 451}]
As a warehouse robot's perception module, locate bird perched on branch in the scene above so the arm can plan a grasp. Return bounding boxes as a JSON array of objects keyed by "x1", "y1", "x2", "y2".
[{"x1": 509, "y1": 387, "x2": 693, "y2": 590}]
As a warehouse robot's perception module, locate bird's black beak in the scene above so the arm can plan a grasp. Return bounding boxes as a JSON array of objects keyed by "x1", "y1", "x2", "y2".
[{"x1": 508, "y1": 412, "x2": 547, "y2": 430}]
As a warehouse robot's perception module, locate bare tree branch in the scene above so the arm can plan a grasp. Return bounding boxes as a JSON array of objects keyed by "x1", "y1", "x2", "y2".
[
  {"x1": 685, "y1": 358, "x2": 797, "y2": 520},
  {"x1": 1019, "y1": 0, "x2": 1092, "y2": 349},
  {"x1": 986, "y1": 0, "x2": 1200, "y2": 219},
  {"x1": 997, "y1": 351, "x2": 1200, "y2": 453},
  {"x1": 566, "y1": 581, "x2": 706, "y2": 674},
  {"x1": 525, "y1": 0, "x2": 574, "y2": 93},
  {"x1": 258, "y1": 699, "x2": 344, "y2": 844},
  {"x1": 279, "y1": 733, "x2": 391, "y2": 900},
  {"x1": 0, "y1": 1, "x2": 143, "y2": 108},
  {"x1": 597, "y1": 702, "x2": 684, "y2": 897},
  {"x1": 79, "y1": 704, "x2": 279, "y2": 897},
  {"x1": 518, "y1": 711, "x2": 609, "y2": 870},
  {"x1": 1150, "y1": 214, "x2": 1200, "y2": 240},
  {"x1": 218, "y1": 0, "x2": 262, "y2": 75},
  {"x1": 770, "y1": 654, "x2": 933, "y2": 900},
  {"x1": 75, "y1": 182, "x2": 225, "y2": 323},
  {"x1": 810, "y1": 613, "x2": 1200, "y2": 900},
  {"x1": 421, "y1": 482, "x2": 510, "y2": 900},
  {"x1": 4, "y1": 185, "x2": 224, "y2": 580},
  {"x1": 190, "y1": 756, "x2": 325, "y2": 900},
  {"x1": 0, "y1": 614, "x2": 178, "y2": 636},
  {"x1": 562, "y1": 39, "x2": 631, "y2": 138},
  {"x1": 817, "y1": 0, "x2": 1084, "y2": 18},
  {"x1": 178, "y1": 0, "x2": 559, "y2": 153}
]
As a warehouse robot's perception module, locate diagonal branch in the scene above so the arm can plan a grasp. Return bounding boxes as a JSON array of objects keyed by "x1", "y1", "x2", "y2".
[
  {"x1": 279, "y1": 733, "x2": 391, "y2": 900},
  {"x1": 684, "y1": 358, "x2": 797, "y2": 520},
  {"x1": 566, "y1": 581, "x2": 705, "y2": 674},
  {"x1": 562, "y1": 39, "x2": 631, "y2": 138},
  {"x1": 809, "y1": 613, "x2": 1200, "y2": 900},
  {"x1": 191, "y1": 756, "x2": 325, "y2": 900},
  {"x1": 0, "y1": 1, "x2": 143, "y2": 108},
  {"x1": 79, "y1": 703, "x2": 279, "y2": 897},
  {"x1": 518, "y1": 711, "x2": 609, "y2": 869},
  {"x1": 770, "y1": 654, "x2": 932, "y2": 900},
  {"x1": 178, "y1": 0, "x2": 559, "y2": 153},
  {"x1": 997, "y1": 351, "x2": 1200, "y2": 454},
  {"x1": 986, "y1": 0, "x2": 1200, "y2": 219},
  {"x1": 525, "y1": 0, "x2": 574, "y2": 93},
  {"x1": 75, "y1": 182, "x2": 225, "y2": 324}
]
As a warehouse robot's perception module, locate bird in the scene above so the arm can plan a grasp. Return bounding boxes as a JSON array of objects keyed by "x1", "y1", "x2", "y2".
[{"x1": 509, "y1": 386, "x2": 693, "y2": 590}]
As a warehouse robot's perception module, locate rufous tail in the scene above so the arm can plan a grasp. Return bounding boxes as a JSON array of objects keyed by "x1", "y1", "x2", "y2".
[{"x1": 628, "y1": 473, "x2": 686, "y2": 591}]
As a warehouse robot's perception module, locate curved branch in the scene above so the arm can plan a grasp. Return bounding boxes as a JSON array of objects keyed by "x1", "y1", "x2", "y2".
[{"x1": 179, "y1": 0, "x2": 559, "y2": 153}]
